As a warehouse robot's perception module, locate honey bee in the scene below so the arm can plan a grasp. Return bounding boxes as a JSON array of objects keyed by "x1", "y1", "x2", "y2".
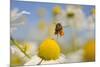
[{"x1": 55, "y1": 23, "x2": 64, "y2": 37}]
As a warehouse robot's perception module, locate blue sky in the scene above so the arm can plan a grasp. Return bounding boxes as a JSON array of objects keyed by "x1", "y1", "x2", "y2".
[
  {"x1": 11, "y1": 0, "x2": 95, "y2": 41},
  {"x1": 11, "y1": 0, "x2": 95, "y2": 25}
]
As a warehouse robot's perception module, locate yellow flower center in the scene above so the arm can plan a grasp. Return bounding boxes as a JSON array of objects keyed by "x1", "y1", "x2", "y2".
[
  {"x1": 66, "y1": 12, "x2": 75, "y2": 18},
  {"x1": 38, "y1": 20, "x2": 46, "y2": 31},
  {"x1": 53, "y1": 5, "x2": 61, "y2": 15},
  {"x1": 83, "y1": 39, "x2": 95, "y2": 61},
  {"x1": 91, "y1": 8, "x2": 95, "y2": 15},
  {"x1": 38, "y1": 38, "x2": 61, "y2": 60},
  {"x1": 11, "y1": 54, "x2": 23, "y2": 65}
]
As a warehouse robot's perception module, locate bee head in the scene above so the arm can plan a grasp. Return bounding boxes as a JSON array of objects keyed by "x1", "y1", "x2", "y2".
[{"x1": 56, "y1": 23, "x2": 63, "y2": 31}]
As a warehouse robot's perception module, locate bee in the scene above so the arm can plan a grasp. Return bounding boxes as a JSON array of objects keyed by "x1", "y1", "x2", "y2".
[{"x1": 55, "y1": 23, "x2": 64, "y2": 37}]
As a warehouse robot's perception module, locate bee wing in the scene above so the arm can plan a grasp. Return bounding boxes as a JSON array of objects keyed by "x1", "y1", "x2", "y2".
[
  {"x1": 48, "y1": 23, "x2": 56, "y2": 37},
  {"x1": 63, "y1": 25, "x2": 70, "y2": 28}
]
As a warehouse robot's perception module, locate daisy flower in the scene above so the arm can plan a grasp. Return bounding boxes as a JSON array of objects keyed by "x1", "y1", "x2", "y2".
[
  {"x1": 37, "y1": 20, "x2": 47, "y2": 31},
  {"x1": 86, "y1": 8, "x2": 95, "y2": 39},
  {"x1": 52, "y1": 5, "x2": 61, "y2": 16},
  {"x1": 11, "y1": 41, "x2": 38, "y2": 66},
  {"x1": 65, "y1": 5, "x2": 86, "y2": 30},
  {"x1": 83, "y1": 39, "x2": 95, "y2": 62},
  {"x1": 24, "y1": 38, "x2": 84, "y2": 65},
  {"x1": 11, "y1": 38, "x2": 95, "y2": 66},
  {"x1": 87, "y1": 8, "x2": 95, "y2": 31}
]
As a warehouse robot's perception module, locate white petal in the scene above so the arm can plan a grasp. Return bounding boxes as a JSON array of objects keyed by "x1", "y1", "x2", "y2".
[
  {"x1": 24, "y1": 49, "x2": 84, "y2": 65},
  {"x1": 11, "y1": 42, "x2": 38, "y2": 63},
  {"x1": 65, "y1": 49, "x2": 84, "y2": 63},
  {"x1": 24, "y1": 54, "x2": 67, "y2": 65},
  {"x1": 24, "y1": 55, "x2": 41, "y2": 65},
  {"x1": 65, "y1": 5, "x2": 86, "y2": 30}
]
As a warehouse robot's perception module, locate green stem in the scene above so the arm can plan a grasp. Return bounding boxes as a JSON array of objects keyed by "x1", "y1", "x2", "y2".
[
  {"x1": 11, "y1": 37, "x2": 31, "y2": 59},
  {"x1": 37, "y1": 59, "x2": 43, "y2": 65}
]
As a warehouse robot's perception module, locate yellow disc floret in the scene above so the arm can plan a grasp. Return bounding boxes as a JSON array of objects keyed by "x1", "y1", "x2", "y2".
[
  {"x1": 38, "y1": 20, "x2": 46, "y2": 31},
  {"x1": 83, "y1": 39, "x2": 95, "y2": 61},
  {"x1": 91, "y1": 8, "x2": 95, "y2": 15},
  {"x1": 11, "y1": 54, "x2": 23, "y2": 65},
  {"x1": 38, "y1": 38, "x2": 61, "y2": 60},
  {"x1": 53, "y1": 5, "x2": 61, "y2": 15}
]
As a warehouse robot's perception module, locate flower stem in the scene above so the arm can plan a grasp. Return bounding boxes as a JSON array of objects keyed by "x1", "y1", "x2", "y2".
[
  {"x1": 37, "y1": 59, "x2": 43, "y2": 65},
  {"x1": 11, "y1": 37, "x2": 31, "y2": 59}
]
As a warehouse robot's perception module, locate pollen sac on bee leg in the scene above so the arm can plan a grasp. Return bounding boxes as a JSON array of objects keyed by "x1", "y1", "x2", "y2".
[{"x1": 60, "y1": 30, "x2": 64, "y2": 36}]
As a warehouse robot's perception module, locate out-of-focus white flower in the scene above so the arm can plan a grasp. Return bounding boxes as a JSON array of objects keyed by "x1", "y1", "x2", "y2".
[
  {"x1": 54, "y1": 10, "x2": 68, "y2": 27},
  {"x1": 11, "y1": 42, "x2": 38, "y2": 65},
  {"x1": 65, "y1": 5, "x2": 86, "y2": 30},
  {"x1": 11, "y1": 45, "x2": 28, "y2": 65},
  {"x1": 38, "y1": 20, "x2": 47, "y2": 31},
  {"x1": 20, "y1": 42, "x2": 38, "y2": 56},
  {"x1": 11, "y1": 8, "x2": 30, "y2": 33},
  {"x1": 24, "y1": 54, "x2": 66, "y2": 65},
  {"x1": 87, "y1": 12, "x2": 95, "y2": 31},
  {"x1": 65, "y1": 49, "x2": 83, "y2": 63},
  {"x1": 24, "y1": 49, "x2": 83, "y2": 65},
  {"x1": 86, "y1": 8, "x2": 95, "y2": 39},
  {"x1": 37, "y1": 7, "x2": 46, "y2": 18}
]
